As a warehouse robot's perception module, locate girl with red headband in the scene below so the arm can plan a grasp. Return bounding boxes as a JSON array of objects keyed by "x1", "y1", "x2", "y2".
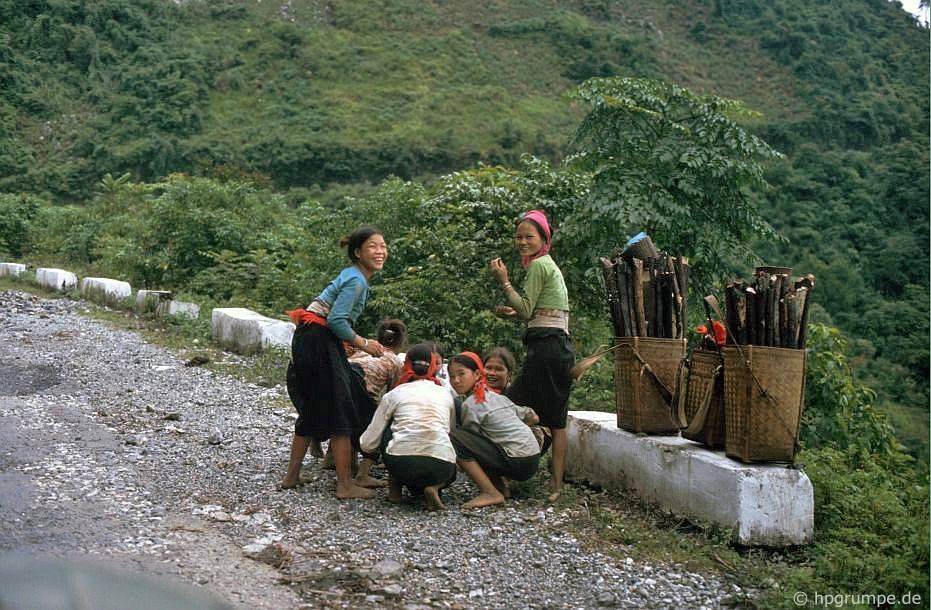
[
  {"x1": 359, "y1": 343, "x2": 457, "y2": 511},
  {"x1": 490, "y1": 209, "x2": 575, "y2": 502},
  {"x1": 447, "y1": 352, "x2": 542, "y2": 509},
  {"x1": 281, "y1": 226, "x2": 388, "y2": 499}
]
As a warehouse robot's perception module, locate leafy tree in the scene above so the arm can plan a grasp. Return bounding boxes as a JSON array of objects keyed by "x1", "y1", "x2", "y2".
[
  {"x1": 356, "y1": 164, "x2": 566, "y2": 354},
  {"x1": 801, "y1": 323, "x2": 902, "y2": 457},
  {"x1": 0, "y1": 193, "x2": 43, "y2": 257},
  {"x1": 566, "y1": 77, "x2": 785, "y2": 290}
]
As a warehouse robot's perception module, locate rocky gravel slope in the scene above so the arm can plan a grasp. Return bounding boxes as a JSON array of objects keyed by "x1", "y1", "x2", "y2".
[{"x1": 0, "y1": 290, "x2": 742, "y2": 609}]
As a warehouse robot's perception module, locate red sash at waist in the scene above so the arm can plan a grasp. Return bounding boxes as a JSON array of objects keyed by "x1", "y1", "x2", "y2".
[{"x1": 286, "y1": 309, "x2": 327, "y2": 327}]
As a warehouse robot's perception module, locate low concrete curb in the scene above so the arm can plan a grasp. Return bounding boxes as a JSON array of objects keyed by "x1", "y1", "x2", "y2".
[
  {"x1": 136, "y1": 290, "x2": 200, "y2": 319},
  {"x1": 81, "y1": 277, "x2": 132, "y2": 308},
  {"x1": 566, "y1": 410, "x2": 814, "y2": 546},
  {"x1": 211, "y1": 308, "x2": 294, "y2": 355},
  {"x1": 0, "y1": 263, "x2": 27, "y2": 278},
  {"x1": 162, "y1": 300, "x2": 200, "y2": 320},
  {"x1": 136, "y1": 290, "x2": 173, "y2": 313},
  {"x1": 36, "y1": 268, "x2": 78, "y2": 292}
]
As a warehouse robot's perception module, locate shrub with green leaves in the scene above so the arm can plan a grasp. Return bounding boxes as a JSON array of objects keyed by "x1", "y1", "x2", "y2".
[
  {"x1": 0, "y1": 193, "x2": 43, "y2": 258},
  {"x1": 567, "y1": 77, "x2": 785, "y2": 287}
]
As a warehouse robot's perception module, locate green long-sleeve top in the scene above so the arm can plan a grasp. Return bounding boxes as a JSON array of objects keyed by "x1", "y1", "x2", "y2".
[{"x1": 505, "y1": 254, "x2": 570, "y2": 320}]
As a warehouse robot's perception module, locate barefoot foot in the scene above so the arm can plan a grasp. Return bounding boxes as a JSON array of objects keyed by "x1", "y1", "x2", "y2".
[
  {"x1": 355, "y1": 474, "x2": 388, "y2": 489},
  {"x1": 336, "y1": 483, "x2": 375, "y2": 500},
  {"x1": 491, "y1": 475, "x2": 511, "y2": 499},
  {"x1": 462, "y1": 492, "x2": 505, "y2": 509},
  {"x1": 424, "y1": 486, "x2": 445, "y2": 511},
  {"x1": 387, "y1": 478, "x2": 403, "y2": 503}
]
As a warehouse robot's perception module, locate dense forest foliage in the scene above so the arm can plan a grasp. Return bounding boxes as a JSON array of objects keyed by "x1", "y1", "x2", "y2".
[
  {"x1": 2, "y1": 0, "x2": 926, "y2": 451},
  {"x1": 1, "y1": 1, "x2": 928, "y2": 603}
]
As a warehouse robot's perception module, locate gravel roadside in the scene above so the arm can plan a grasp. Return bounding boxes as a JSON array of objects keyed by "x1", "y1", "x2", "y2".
[{"x1": 0, "y1": 289, "x2": 741, "y2": 609}]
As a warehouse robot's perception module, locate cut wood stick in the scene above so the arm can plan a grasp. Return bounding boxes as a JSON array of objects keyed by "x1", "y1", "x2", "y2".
[
  {"x1": 616, "y1": 262, "x2": 633, "y2": 337},
  {"x1": 767, "y1": 274, "x2": 778, "y2": 347},
  {"x1": 785, "y1": 290, "x2": 801, "y2": 348},
  {"x1": 777, "y1": 275, "x2": 788, "y2": 348},
  {"x1": 796, "y1": 274, "x2": 815, "y2": 348},
  {"x1": 600, "y1": 257, "x2": 623, "y2": 337},
  {"x1": 675, "y1": 257, "x2": 689, "y2": 338},
  {"x1": 755, "y1": 276, "x2": 768, "y2": 346},
  {"x1": 632, "y1": 258, "x2": 647, "y2": 337},
  {"x1": 663, "y1": 271, "x2": 676, "y2": 339},
  {"x1": 652, "y1": 262, "x2": 665, "y2": 338},
  {"x1": 725, "y1": 283, "x2": 739, "y2": 345},
  {"x1": 796, "y1": 286, "x2": 811, "y2": 348},
  {"x1": 667, "y1": 257, "x2": 682, "y2": 339},
  {"x1": 641, "y1": 259, "x2": 653, "y2": 337},
  {"x1": 625, "y1": 263, "x2": 638, "y2": 338},
  {"x1": 744, "y1": 286, "x2": 757, "y2": 345}
]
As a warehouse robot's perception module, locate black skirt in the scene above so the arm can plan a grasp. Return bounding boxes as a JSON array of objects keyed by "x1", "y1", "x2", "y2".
[
  {"x1": 506, "y1": 327, "x2": 575, "y2": 429},
  {"x1": 286, "y1": 323, "x2": 375, "y2": 440}
]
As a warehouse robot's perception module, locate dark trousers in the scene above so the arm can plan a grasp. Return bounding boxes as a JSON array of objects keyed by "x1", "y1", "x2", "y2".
[{"x1": 450, "y1": 428, "x2": 540, "y2": 482}]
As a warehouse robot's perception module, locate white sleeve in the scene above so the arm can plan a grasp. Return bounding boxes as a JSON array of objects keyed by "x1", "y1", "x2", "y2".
[{"x1": 359, "y1": 392, "x2": 397, "y2": 454}]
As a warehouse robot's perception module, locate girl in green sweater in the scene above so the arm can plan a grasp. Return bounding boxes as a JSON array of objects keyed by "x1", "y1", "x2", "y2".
[{"x1": 490, "y1": 209, "x2": 575, "y2": 502}]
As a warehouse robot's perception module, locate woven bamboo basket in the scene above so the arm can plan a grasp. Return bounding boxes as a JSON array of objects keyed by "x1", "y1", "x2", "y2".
[
  {"x1": 614, "y1": 337, "x2": 685, "y2": 434},
  {"x1": 681, "y1": 349, "x2": 726, "y2": 449},
  {"x1": 721, "y1": 345, "x2": 806, "y2": 462}
]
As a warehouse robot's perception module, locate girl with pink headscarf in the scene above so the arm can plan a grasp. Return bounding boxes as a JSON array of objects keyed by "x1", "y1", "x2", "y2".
[{"x1": 489, "y1": 209, "x2": 575, "y2": 502}]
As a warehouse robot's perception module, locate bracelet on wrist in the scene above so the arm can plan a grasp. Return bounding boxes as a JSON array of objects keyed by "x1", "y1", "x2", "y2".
[{"x1": 360, "y1": 337, "x2": 369, "y2": 349}]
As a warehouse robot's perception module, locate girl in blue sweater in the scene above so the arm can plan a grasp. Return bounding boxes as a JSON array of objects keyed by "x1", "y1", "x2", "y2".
[{"x1": 282, "y1": 226, "x2": 388, "y2": 499}]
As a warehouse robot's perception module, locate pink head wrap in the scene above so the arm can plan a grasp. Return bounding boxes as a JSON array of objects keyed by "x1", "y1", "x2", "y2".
[{"x1": 519, "y1": 209, "x2": 552, "y2": 269}]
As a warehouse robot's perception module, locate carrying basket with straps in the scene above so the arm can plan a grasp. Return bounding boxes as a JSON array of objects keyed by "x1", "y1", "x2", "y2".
[
  {"x1": 614, "y1": 337, "x2": 685, "y2": 435},
  {"x1": 721, "y1": 345, "x2": 806, "y2": 463},
  {"x1": 680, "y1": 348, "x2": 726, "y2": 449}
]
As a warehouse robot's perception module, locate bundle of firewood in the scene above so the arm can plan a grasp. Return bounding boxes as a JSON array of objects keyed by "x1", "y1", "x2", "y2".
[
  {"x1": 724, "y1": 269, "x2": 815, "y2": 348},
  {"x1": 600, "y1": 249, "x2": 689, "y2": 339}
]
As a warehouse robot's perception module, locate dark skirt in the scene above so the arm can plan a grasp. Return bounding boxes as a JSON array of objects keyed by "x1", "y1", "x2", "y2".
[
  {"x1": 450, "y1": 427, "x2": 540, "y2": 481},
  {"x1": 286, "y1": 322, "x2": 375, "y2": 440},
  {"x1": 379, "y1": 427, "x2": 456, "y2": 494},
  {"x1": 506, "y1": 327, "x2": 575, "y2": 429}
]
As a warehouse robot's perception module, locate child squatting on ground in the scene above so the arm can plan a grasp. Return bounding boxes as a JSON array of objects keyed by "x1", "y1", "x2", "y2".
[
  {"x1": 447, "y1": 351, "x2": 542, "y2": 509},
  {"x1": 359, "y1": 343, "x2": 457, "y2": 511}
]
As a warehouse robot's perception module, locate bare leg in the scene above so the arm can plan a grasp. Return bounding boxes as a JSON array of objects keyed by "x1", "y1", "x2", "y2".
[
  {"x1": 458, "y1": 459, "x2": 505, "y2": 509},
  {"x1": 331, "y1": 435, "x2": 374, "y2": 499},
  {"x1": 281, "y1": 434, "x2": 311, "y2": 489},
  {"x1": 489, "y1": 473, "x2": 511, "y2": 499},
  {"x1": 354, "y1": 457, "x2": 388, "y2": 488},
  {"x1": 424, "y1": 485, "x2": 445, "y2": 511},
  {"x1": 387, "y1": 475, "x2": 403, "y2": 503},
  {"x1": 548, "y1": 427, "x2": 568, "y2": 502},
  {"x1": 322, "y1": 446, "x2": 335, "y2": 470}
]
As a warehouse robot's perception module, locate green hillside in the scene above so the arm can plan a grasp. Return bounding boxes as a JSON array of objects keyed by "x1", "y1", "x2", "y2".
[
  {"x1": 2, "y1": 0, "x2": 927, "y2": 451},
  {"x1": 2, "y1": 2, "x2": 929, "y2": 601}
]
